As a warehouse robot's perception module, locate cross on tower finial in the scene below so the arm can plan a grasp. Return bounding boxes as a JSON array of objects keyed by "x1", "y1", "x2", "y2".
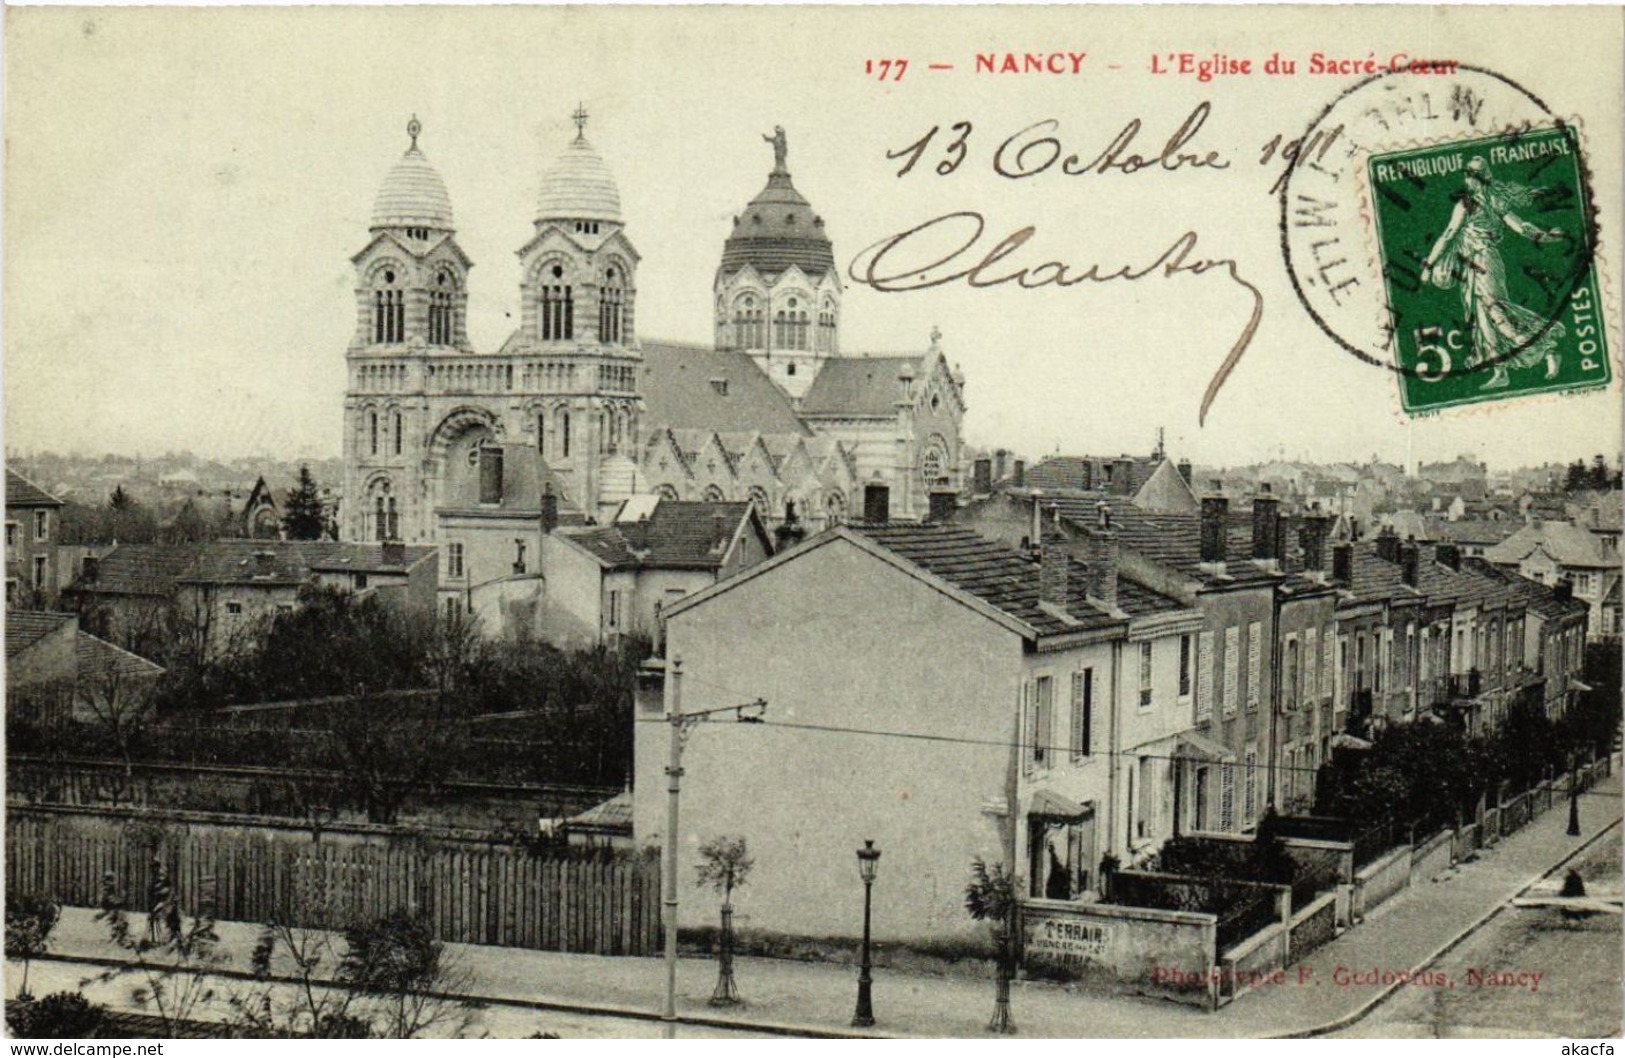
[
  {"x1": 930, "y1": 325, "x2": 942, "y2": 348},
  {"x1": 407, "y1": 115, "x2": 421, "y2": 150},
  {"x1": 572, "y1": 103, "x2": 589, "y2": 139}
]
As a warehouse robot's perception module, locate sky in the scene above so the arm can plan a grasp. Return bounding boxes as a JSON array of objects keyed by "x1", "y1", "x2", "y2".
[{"x1": 5, "y1": 5, "x2": 1621, "y2": 471}]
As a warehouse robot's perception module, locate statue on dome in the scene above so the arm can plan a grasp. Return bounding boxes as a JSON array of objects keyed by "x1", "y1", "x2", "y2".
[{"x1": 763, "y1": 125, "x2": 788, "y2": 174}]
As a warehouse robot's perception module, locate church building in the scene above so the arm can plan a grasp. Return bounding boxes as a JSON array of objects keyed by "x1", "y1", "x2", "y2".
[{"x1": 342, "y1": 112, "x2": 967, "y2": 629}]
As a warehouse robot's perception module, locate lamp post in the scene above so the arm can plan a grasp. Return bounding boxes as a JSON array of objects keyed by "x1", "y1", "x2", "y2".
[{"x1": 852, "y1": 840, "x2": 881, "y2": 1028}]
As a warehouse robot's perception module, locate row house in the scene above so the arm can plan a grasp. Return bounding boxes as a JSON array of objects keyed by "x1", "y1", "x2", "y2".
[
  {"x1": 6, "y1": 468, "x2": 63, "y2": 607},
  {"x1": 633, "y1": 519, "x2": 1198, "y2": 941},
  {"x1": 957, "y1": 485, "x2": 1280, "y2": 839}
]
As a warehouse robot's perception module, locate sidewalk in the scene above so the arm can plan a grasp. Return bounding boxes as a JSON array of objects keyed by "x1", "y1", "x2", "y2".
[{"x1": 23, "y1": 771, "x2": 1621, "y2": 1038}]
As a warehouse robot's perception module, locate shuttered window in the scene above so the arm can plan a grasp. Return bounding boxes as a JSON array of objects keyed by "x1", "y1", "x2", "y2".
[
  {"x1": 1197, "y1": 632, "x2": 1215, "y2": 723},
  {"x1": 1305, "y1": 626, "x2": 1319, "y2": 704},
  {"x1": 1223, "y1": 627, "x2": 1239, "y2": 717},
  {"x1": 1246, "y1": 621, "x2": 1262, "y2": 711},
  {"x1": 1220, "y1": 763, "x2": 1236, "y2": 831},
  {"x1": 1070, "y1": 669, "x2": 1093, "y2": 759}
]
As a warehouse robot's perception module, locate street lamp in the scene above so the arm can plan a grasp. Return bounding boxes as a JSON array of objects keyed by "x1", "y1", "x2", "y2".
[{"x1": 852, "y1": 840, "x2": 882, "y2": 1028}]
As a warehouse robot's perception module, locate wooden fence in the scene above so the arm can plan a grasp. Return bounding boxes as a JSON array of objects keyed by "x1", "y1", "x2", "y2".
[{"x1": 6, "y1": 807, "x2": 661, "y2": 956}]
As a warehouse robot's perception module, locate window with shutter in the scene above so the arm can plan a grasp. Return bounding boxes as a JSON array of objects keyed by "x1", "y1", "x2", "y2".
[
  {"x1": 1070, "y1": 669, "x2": 1093, "y2": 759},
  {"x1": 1323, "y1": 626, "x2": 1336, "y2": 701},
  {"x1": 1246, "y1": 622, "x2": 1262, "y2": 711},
  {"x1": 1197, "y1": 632, "x2": 1215, "y2": 723},
  {"x1": 1034, "y1": 676, "x2": 1053, "y2": 768},
  {"x1": 1223, "y1": 626, "x2": 1239, "y2": 717},
  {"x1": 1220, "y1": 763, "x2": 1235, "y2": 831},
  {"x1": 1244, "y1": 749, "x2": 1258, "y2": 825},
  {"x1": 1305, "y1": 626, "x2": 1319, "y2": 704}
]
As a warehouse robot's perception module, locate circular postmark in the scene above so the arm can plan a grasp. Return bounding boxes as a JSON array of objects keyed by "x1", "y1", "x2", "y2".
[{"x1": 1280, "y1": 65, "x2": 1609, "y2": 413}]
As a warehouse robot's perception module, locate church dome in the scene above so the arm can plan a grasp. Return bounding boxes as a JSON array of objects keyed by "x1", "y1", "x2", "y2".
[
  {"x1": 371, "y1": 118, "x2": 455, "y2": 231},
  {"x1": 720, "y1": 169, "x2": 835, "y2": 279},
  {"x1": 536, "y1": 134, "x2": 623, "y2": 225}
]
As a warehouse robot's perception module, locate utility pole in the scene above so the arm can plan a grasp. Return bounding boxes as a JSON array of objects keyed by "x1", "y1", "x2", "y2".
[{"x1": 660, "y1": 656, "x2": 766, "y2": 1038}]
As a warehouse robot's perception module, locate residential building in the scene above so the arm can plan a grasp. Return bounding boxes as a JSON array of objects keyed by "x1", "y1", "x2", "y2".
[
  {"x1": 6, "y1": 469, "x2": 63, "y2": 607},
  {"x1": 539, "y1": 497, "x2": 775, "y2": 648},
  {"x1": 634, "y1": 520, "x2": 1201, "y2": 941},
  {"x1": 6, "y1": 610, "x2": 164, "y2": 726},
  {"x1": 65, "y1": 539, "x2": 437, "y2": 661},
  {"x1": 1483, "y1": 519, "x2": 1621, "y2": 640}
]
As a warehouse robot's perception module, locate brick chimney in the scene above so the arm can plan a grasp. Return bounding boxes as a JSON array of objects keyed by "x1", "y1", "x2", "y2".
[
  {"x1": 1276, "y1": 511, "x2": 1297, "y2": 573},
  {"x1": 1082, "y1": 523, "x2": 1119, "y2": 611},
  {"x1": 1331, "y1": 541, "x2": 1353, "y2": 586},
  {"x1": 253, "y1": 550, "x2": 276, "y2": 577},
  {"x1": 1300, "y1": 511, "x2": 1332, "y2": 574},
  {"x1": 1176, "y1": 459, "x2": 1193, "y2": 487},
  {"x1": 382, "y1": 540, "x2": 406, "y2": 566},
  {"x1": 994, "y1": 449, "x2": 1008, "y2": 482},
  {"x1": 1554, "y1": 578, "x2": 1575, "y2": 602},
  {"x1": 1039, "y1": 532, "x2": 1069, "y2": 611},
  {"x1": 1399, "y1": 541, "x2": 1420, "y2": 587},
  {"x1": 973, "y1": 458, "x2": 993, "y2": 495},
  {"x1": 1200, "y1": 484, "x2": 1228, "y2": 572},
  {"x1": 927, "y1": 491, "x2": 957, "y2": 523},
  {"x1": 1434, "y1": 542, "x2": 1461, "y2": 571},
  {"x1": 1013, "y1": 460, "x2": 1026, "y2": 488},
  {"x1": 1252, "y1": 484, "x2": 1280, "y2": 567},
  {"x1": 541, "y1": 484, "x2": 559, "y2": 535},
  {"x1": 1375, "y1": 525, "x2": 1401, "y2": 563}
]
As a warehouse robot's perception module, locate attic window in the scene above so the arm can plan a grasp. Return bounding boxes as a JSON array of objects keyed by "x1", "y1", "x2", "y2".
[{"x1": 710, "y1": 378, "x2": 729, "y2": 396}]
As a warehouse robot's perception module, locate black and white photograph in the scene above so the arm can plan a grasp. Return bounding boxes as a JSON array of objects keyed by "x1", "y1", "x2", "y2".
[{"x1": 3, "y1": 3, "x2": 1623, "y2": 1044}]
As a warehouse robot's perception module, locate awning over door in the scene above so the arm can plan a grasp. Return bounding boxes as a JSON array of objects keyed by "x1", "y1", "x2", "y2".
[
  {"x1": 1028, "y1": 789, "x2": 1090, "y2": 821},
  {"x1": 1174, "y1": 730, "x2": 1234, "y2": 762}
]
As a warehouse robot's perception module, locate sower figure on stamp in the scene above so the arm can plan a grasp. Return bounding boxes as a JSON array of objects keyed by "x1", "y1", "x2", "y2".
[{"x1": 1420, "y1": 156, "x2": 1567, "y2": 390}]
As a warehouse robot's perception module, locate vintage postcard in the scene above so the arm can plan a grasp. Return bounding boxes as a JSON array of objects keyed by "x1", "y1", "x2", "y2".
[{"x1": 4, "y1": 4, "x2": 1622, "y2": 1043}]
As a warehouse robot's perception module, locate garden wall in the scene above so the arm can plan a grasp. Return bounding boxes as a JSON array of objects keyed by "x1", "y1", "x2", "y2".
[{"x1": 1020, "y1": 898, "x2": 1218, "y2": 1008}]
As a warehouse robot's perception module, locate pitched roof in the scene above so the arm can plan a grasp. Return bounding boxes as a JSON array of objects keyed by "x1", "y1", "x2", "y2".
[
  {"x1": 639, "y1": 341, "x2": 810, "y2": 436},
  {"x1": 1464, "y1": 560, "x2": 1587, "y2": 619},
  {"x1": 65, "y1": 543, "x2": 203, "y2": 597},
  {"x1": 6, "y1": 611, "x2": 75, "y2": 658},
  {"x1": 1026, "y1": 455, "x2": 1159, "y2": 496},
  {"x1": 558, "y1": 500, "x2": 765, "y2": 571},
  {"x1": 1340, "y1": 543, "x2": 1423, "y2": 606},
  {"x1": 798, "y1": 356, "x2": 922, "y2": 417},
  {"x1": 846, "y1": 522, "x2": 1126, "y2": 637},
  {"x1": 1483, "y1": 521, "x2": 1617, "y2": 568},
  {"x1": 6, "y1": 469, "x2": 63, "y2": 508},
  {"x1": 75, "y1": 631, "x2": 164, "y2": 681}
]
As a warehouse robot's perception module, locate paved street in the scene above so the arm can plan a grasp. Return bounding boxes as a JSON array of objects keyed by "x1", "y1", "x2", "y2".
[
  {"x1": 12, "y1": 769, "x2": 1620, "y2": 1039},
  {"x1": 1334, "y1": 828, "x2": 1623, "y2": 1039}
]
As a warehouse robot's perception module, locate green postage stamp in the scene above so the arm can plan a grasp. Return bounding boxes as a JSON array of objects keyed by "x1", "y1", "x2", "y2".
[{"x1": 1366, "y1": 126, "x2": 1611, "y2": 414}]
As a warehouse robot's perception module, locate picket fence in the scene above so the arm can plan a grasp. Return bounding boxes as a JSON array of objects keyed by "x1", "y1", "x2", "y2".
[{"x1": 6, "y1": 807, "x2": 661, "y2": 956}]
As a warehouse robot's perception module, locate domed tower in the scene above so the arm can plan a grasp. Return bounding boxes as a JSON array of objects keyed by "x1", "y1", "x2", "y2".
[
  {"x1": 714, "y1": 126, "x2": 841, "y2": 401},
  {"x1": 514, "y1": 106, "x2": 644, "y2": 520},
  {"x1": 344, "y1": 117, "x2": 474, "y2": 543}
]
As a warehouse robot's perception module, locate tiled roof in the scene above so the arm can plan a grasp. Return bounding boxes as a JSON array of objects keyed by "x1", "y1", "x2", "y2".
[
  {"x1": 1340, "y1": 544, "x2": 1422, "y2": 606},
  {"x1": 640, "y1": 342, "x2": 811, "y2": 436},
  {"x1": 536, "y1": 134, "x2": 622, "y2": 224},
  {"x1": 68, "y1": 540, "x2": 433, "y2": 595},
  {"x1": 1026, "y1": 455, "x2": 1157, "y2": 495},
  {"x1": 799, "y1": 356, "x2": 923, "y2": 417},
  {"x1": 1426, "y1": 519, "x2": 1515, "y2": 545},
  {"x1": 6, "y1": 469, "x2": 63, "y2": 508},
  {"x1": 1465, "y1": 560, "x2": 1587, "y2": 619},
  {"x1": 6, "y1": 611, "x2": 75, "y2": 658},
  {"x1": 1028, "y1": 489, "x2": 1279, "y2": 587},
  {"x1": 65, "y1": 544, "x2": 203, "y2": 597},
  {"x1": 561, "y1": 501, "x2": 760, "y2": 571},
  {"x1": 1483, "y1": 521, "x2": 1618, "y2": 568},
  {"x1": 75, "y1": 631, "x2": 164, "y2": 681},
  {"x1": 847, "y1": 522, "x2": 1127, "y2": 638}
]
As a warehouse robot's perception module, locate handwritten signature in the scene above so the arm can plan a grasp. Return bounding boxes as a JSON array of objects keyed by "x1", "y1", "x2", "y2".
[{"x1": 849, "y1": 211, "x2": 1262, "y2": 425}]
